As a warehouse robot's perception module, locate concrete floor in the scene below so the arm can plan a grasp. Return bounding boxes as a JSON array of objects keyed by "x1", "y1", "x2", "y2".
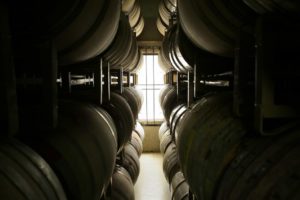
[{"x1": 134, "y1": 153, "x2": 171, "y2": 200}]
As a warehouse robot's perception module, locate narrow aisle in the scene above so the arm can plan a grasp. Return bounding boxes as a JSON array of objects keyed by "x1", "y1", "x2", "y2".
[{"x1": 134, "y1": 153, "x2": 171, "y2": 200}]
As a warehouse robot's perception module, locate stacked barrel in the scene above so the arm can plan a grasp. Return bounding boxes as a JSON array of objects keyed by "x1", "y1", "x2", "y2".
[
  {"x1": 109, "y1": 122, "x2": 145, "y2": 200},
  {"x1": 158, "y1": 0, "x2": 300, "y2": 199},
  {"x1": 158, "y1": 86, "x2": 190, "y2": 200},
  {"x1": 1, "y1": 0, "x2": 145, "y2": 199}
]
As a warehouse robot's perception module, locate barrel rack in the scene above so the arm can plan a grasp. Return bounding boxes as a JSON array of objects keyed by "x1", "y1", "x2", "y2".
[
  {"x1": 164, "y1": 15, "x2": 300, "y2": 137},
  {"x1": 161, "y1": 11, "x2": 300, "y2": 200}
]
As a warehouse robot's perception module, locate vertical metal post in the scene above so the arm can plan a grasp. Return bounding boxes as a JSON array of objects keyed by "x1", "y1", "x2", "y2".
[
  {"x1": 119, "y1": 67, "x2": 123, "y2": 94},
  {"x1": 39, "y1": 41, "x2": 58, "y2": 129},
  {"x1": 193, "y1": 63, "x2": 197, "y2": 99},
  {"x1": 103, "y1": 61, "x2": 111, "y2": 102},
  {"x1": 187, "y1": 71, "x2": 194, "y2": 108},
  {"x1": 107, "y1": 62, "x2": 111, "y2": 102},
  {"x1": 233, "y1": 31, "x2": 255, "y2": 117},
  {"x1": 127, "y1": 72, "x2": 131, "y2": 87},
  {"x1": 95, "y1": 58, "x2": 103, "y2": 105},
  {"x1": 61, "y1": 71, "x2": 72, "y2": 94},
  {"x1": 176, "y1": 71, "x2": 180, "y2": 97},
  {"x1": 0, "y1": 2, "x2": 19, "y2": 136}
]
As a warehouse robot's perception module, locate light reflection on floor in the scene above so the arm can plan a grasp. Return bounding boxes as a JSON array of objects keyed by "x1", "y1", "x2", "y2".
[{"x1": 134, "y1": 153, "x2": 171, "y2": 200}]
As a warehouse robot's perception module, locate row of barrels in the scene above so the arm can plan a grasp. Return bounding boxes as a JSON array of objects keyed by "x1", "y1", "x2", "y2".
[
  {"x1": 0, "y1": 86, "x2": 144, "y2": 200},
  {"x1": 157, "y1": 0, "x2": 300, "y2": 73},
  {"x1": 156, "y1": 0, "x2": 177, "y2": 36},
  {"x1": 108, "y1": 122, "x2": 144, "y2": 200},
  {"x1": 159, "y1": 85, "x2": 190, "y2": 200},
  {"x1": 9, "y1": 0, "x2": 144, "y2": 71},
  {"x1": 159, "y1": 87, "x2": 300, "y2": 200},
  {"x1": 159, "y1": 121, "x2": 190, "y2": 200}
]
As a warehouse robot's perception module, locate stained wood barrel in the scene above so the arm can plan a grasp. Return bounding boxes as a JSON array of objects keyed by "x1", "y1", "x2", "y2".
[
  {"x1": 0, "y1": 139, "x2": 67, "y2": 200},
  {"x1": 160, "y1": 128, "x2": 172, "y2": 154},
  {"x1": 244, "y1": 0, "x2": 300, "y2": 17},
  {"x1": 128, "y1": 0, "x2": 144, "y2": 36},
  {"x1": 176, "y1": 92, "x2": 247, "y2": 200},
  {"x1": 217, "y1": 128, "x2": 300, "y2": 200},
  {"x1": 10, "y1": 0, "x2": 120, "y2": 65},
  {"x1": 121, "y1": 143, "x2": 140, "y2": 184},
  {"x1": 122, "y1": 0, "x2": 136, "y2": 14},
  {"x1": 133, "y1": 15, "x2": 145, "y2": 37},
  {"x1": 161, "y1": 86, "x2": 182, "y2": 122},
  {"x1": 161, "y1": 27, "x2": 176, "y2": 71},
  {"x1": 159, "y1": 85, "x2": 173, "y2": 107},
  {"x1": 164, "y1": 24, "x2": 233, "y2": 73},
  {"x1": 134, "y1": 121, "x2": 145, "y2": 141},
  {"x1": 103, "y1": 92, "x2": 135, "y2": 151},
  {"x1": 127, "y1": 87, "x2": 143, "y2": 113},
  {"x1": 169, "y1": 104, "x2": 186, "y2": 133},
  {"x1": 129, "y1": 50, "x2": 144, "y2": 73},
  {"x1": 158, "y1": 0, "x2": 177, "y2": 26},
  {"x1": 159, "y1": 121, "x2": 169, "y2": 140},
  {"x1": 158, "y1": 48, "x2": 172, "y2": 72},
  {"x1": 102, "y1": 13, "x2": 134, "y2": 69},
  {"x1": 171, "y1": 172, "x2": 190, "y2": 200},
  {"x1": 25, "y1": 100, "x2": 118, "y2": 200},
  {"x1": 129, "y1": 130, "x2": 143, "y2": 157},
  {"x1": 157, "y1": 16, "x2": 168, "y2": 36},
  {"x1": 119, "y1": 87, "x2": 140, "y2": 120},
  {"x1": 163, "y1": 142, "x2": 180, "y2": 183},
  {"x1": 122, "y1": 36, "x2": 139, "y2": 72},
  {"x1": 178, "y1": 0, "x2": 255, "y2": 57},
  {"x1": 111, "y1": 166, "x2": 135, "y2": 200}
]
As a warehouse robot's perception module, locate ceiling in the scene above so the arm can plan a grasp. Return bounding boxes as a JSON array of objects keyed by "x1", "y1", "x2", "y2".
[{"x1": 137, "y1": 0, "x2": 163, "y2": 46}]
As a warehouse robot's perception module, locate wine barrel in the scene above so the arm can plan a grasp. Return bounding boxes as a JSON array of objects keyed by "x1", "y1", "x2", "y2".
[
  {"x1": 164, "y1": 24, "x2": 233, "y2": 73},
  {"x1": 169, "y1": 104, "x2": 185, "y2": 133},
  {"x1": 10, "y1": 0, "x2": 120, "y2": 65},
  {"x1": 160, "y1": 85, "x2": 173, "y2": 107},
  {"x1": 25, "y1": 100, "x2": 118, "y2": 200},
  {"x1": 160, "y1": 129, "x2": 172, "y2": 154},
  {"x1": 163, "y1": 142, "x2": 181, "y2": 183},
  {"x1": 121, "y1": 143, "x2": 140, "y2": 184},
  {"x1": 157, "y1": 16, "x2": 168, "y2": 36},
  {"x1": 122, "y1": 0, "x2": 136, "y2": 14},
  {"x1": 158, "y1": 48, "x2": 172, "y2": 72},
  {"x1": 176, "y1": 24, "x2": 233, "y2": 74},
  {"x1": 159, "y1": 121, "x2": 169, "y2": 140},
  {"x1": 176, "y1": 92, "x2": 247, "y2": 200},
  {"x1": 102, "y1": 13, "x2": 134, "y2": 69},
  {"x1": 119, "y1": 87, "x2": 140, "y2": 120},
  {"x1": 158, "y1": 0, "x2": 177, "y2": 26},
  {"x1": 128, "y1": 0, "x2": 144, "y2": 36},
  {"x1": 217, "y1": 128, "x2": 300, "y2": 200},
  {"x1": 161, "y1": 26, "x2": 176, "y2": 71},
  {"x1": 0, "y1": 139, "x2": 67, "y2": 200},
  {"x1": 171, "y1": 172, "x2": 190, "y2": 200},
  {"x1": 174, "y1": 107, "x2": 189, "y2": 144},
  {"x1": 122, "y1": 36, "x2": 139, "y2": 72},
  {"x1": 133, "y1": 15, "x2": 145, "y2": 37},
  {"x1": 244, "y1": 0, "x2": 300, "y2": 17},
  {"x1": 103, "y1": 92, "x2": 135, "y2": 151},
  {"x1": 161, "y1": 86, "x2": 184, "y2": 122},
  {"x1": 128, "y1": 87, "x2": 143, "y2": 113},
  {"x1": 129, "y1": 49, "x2": 144, "y2": 73},
  {"x1": 178, "y1": 0, "x2": 255, "y2": 57},
  {"x1": 134, "y1": 121, "x2": 145, "y2": 141},
  {"x1": 168, "y1": 25, "x2": 192, "y2": 72},
  {"x1": 111, "y1": 166, "x2": 135, "y2": 200},
  {"x1": 129, "y1": 130, "x2": 143, "y2": 157}
]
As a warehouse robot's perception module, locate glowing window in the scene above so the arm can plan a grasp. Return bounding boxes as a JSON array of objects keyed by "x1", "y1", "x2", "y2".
[{"x1": 136, "y1": 53, "x2": 165, "y2": 124}]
